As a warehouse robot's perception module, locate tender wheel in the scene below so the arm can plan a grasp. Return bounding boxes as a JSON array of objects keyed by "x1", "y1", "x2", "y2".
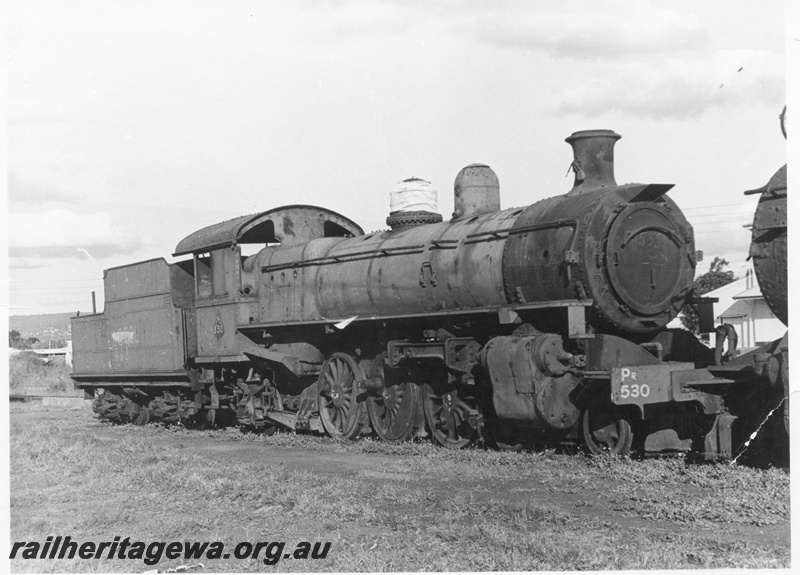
[
  {"x1": 582, "y1": 407, "x2": 633, "y2": 456},
  {"x1": 318, "y1": 353, "x2": 367, "y2": 440},
  {"x1": 367, "y1": 380, "x2": 422, "y2": 443},
  {"x1": 422, "y1": 383, "x2": 479, "y2": 449},
  {"x1": 134, "y1": 406, "x2": 150, "y2": 426}
]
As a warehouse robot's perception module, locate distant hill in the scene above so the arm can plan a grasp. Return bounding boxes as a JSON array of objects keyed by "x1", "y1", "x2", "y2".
[{"x1": 9, "y1": 313, "x2": 74, "y2": 341}]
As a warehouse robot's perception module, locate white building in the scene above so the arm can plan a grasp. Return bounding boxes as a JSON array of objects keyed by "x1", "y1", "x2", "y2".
[
  {"x1": 685, "y1": 268, "x2": 787, "y2": 352},
  {"x1": 667, "y1": 269, "x2": 786, "y2": 351},
  {"x1": 716, "y1": 273, "x2": 786, "y2": 350}
]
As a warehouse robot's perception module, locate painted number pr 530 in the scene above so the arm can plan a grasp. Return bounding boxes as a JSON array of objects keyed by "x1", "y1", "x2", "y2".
[
  {"x1": 618, "y1": 368, "x2": 650, "y2": 399},
  {"x1": 611, "y1": 363, "x2": 692, "y2": 407}
]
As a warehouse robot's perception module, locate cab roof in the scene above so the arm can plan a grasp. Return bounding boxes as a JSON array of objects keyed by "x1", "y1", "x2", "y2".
[{"x1": 173, "y1": 205, "x2": 364, "y2": 256}]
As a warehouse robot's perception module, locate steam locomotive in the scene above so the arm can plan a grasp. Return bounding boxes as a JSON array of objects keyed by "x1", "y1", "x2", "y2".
[
  {"x1": 731, "y1": 107, "x2": 789, "y2": 461},
  {"x1": 70, "y1": 129, "x2": 786, "y2": 460}
]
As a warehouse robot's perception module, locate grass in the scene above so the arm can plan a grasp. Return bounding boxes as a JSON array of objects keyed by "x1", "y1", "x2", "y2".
[
  {"x1": 9, "y1": 410, "x2": 791, "y2": 572},
  {"x1": 8, "y1": 353, "x2": 80, "y2": 396}
]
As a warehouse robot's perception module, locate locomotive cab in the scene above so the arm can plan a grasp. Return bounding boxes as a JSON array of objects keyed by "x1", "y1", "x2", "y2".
[{"x1": 172, "y1": 206, "x2": 364, "y2": 362}]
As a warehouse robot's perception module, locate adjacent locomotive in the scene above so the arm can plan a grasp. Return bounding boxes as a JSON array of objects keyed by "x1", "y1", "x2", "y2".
[
  {"x1": 724, "y1": 107, "x2": 789, "y2": 462},
  {"x1": 70, "y1": 129, "x2": 780, "y2": 460}
]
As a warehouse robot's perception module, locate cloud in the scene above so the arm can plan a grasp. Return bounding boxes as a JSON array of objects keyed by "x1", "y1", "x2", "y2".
[
  {"x1": 310, "y1": 1, "x2": 783, "y2": 121},
  {"x1": 467, "y1": 1, "x2": 707, "y2": 60},
  {"x1": 309, "y1": 0, "x2": 707, "y2": 58},
  {"x1": 445, "y1": 1, "x2": 783, "y2": 120},
  {"x1": 7, "y1": 208, "x2": 142, "y2": 259},
  {"x1": 685, "y1": 199, "x2": 759, "y2": 276},
  {"x1": 305, "y1": 0, "x2": 410, "y2": 38},
  {"x1": 7, "y1": 112, "x2": 66, "y2": 127},
  {"x1": 7, "y1": 258, "x2": 48, "y2": 270},
  {"x1": 8, "y1": 173, "x2": 81, "y2": 205},
  {"x1": 550, "y1": 50, "x2": 784, "y2": 120}
]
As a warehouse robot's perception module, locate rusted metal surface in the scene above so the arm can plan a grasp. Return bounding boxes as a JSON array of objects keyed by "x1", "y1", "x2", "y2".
[
  {"x1": 315, "y1": 207, "x2": 518, "y2": 318},
  {"x1": 480, "y1": 334, "x2": 581, "y2": 430},
  {"x1": 565, "y1": 129, "x2": 621, "y2": 195},
  {"x1": 70, "y1": 129, "x2": 789, "y2": 464},
  {"x1": 71, "y1": 258, "x2": 194, "y2": 378},
  {"x1": 244, "y1": 134, "x2": 694, "y2": 335},
  {"x1": 422, "y1": 383, "x2": 482, "y2": 449},
  {"x1": 748, "y1": 164, "x2": 787, "y2": 325},
  {"x1": 366, "y1": 380, "x2": 423, "y2": 443},
  {"x1": 451, "y1": 163, "x2": 501, "y2": 221},
  {"x1": 386, "y1": 210, "x2": 443, "y2": 229},
  {"x1": 317, "y1": 353, "x2": 368, "y2": 440},
  {"x1": 387, "y1": 338, "x2": 480, "y2": 374},
  {"x1": 173, "y1": 205, "x2": 364, "y2": 256},
  {"x1": 503, "y1": 132, "x2": 694, "y2": 333}
]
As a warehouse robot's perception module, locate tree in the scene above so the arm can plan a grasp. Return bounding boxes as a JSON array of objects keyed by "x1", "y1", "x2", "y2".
[
  {"x1": 681, "y1": 257, "x2": 736, "y2": 334},
  {"x1": 9, "y1": 329, "x2": 21, "y2": 345},
  {"x1": 32, "y1": 339, "x2": 67, "y2": 350}
]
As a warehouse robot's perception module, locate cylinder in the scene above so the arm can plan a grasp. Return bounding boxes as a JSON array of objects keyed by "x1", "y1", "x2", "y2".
[
  {"x1": 481, "y1": 335, "x2": 581, "y2": 430},
  {"x1": 452, "y1": 163, "x2": 500, "y2": 221}
]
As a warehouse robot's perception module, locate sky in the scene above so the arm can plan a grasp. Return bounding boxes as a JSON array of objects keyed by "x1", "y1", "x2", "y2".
[{"x1": 2, "y1": 0, "x2": 793, "y2": 316}]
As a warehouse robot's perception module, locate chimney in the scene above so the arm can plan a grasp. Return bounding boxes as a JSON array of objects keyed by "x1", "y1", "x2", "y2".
[
  {"x1": 565, "y1": 129, "x2": 621, "y2": 195},
  {"x1": 452, "y1": 163, "x2": 500, "y2": 221}
]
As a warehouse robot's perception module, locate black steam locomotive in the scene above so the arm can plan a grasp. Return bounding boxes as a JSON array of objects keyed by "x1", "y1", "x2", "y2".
[{"x1": 70, "y1": 129, "x2": 786, "y2": 460}]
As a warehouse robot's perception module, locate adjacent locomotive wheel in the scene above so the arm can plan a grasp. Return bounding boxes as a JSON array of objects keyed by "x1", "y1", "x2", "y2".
[
  {"x1": 366, "y1": 380, "x2": 422, "y2": 443},
  {"x1": 318, "y1": 353, "x2": 367, "y2": 440},
  {"x1": 582, "y1": 407, "x2": 633, "y2": 456},
  {"x1": 422, "y1": 383, "x2": 478, "y2": 449}
]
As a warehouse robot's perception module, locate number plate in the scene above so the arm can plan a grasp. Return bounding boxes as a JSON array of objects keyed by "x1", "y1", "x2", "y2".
[{"x1": 610, "y1": 363, "x2": 694, "y2": 407}]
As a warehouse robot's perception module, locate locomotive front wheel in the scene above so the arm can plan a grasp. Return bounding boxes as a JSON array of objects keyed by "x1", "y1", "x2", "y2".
[
  {"x1": 422, "y1": 384, "x2": 478, "y2": 449},
  {"x1": 581, "y1": 407, "x2": 633, "y2": 456},
  {"x1": 366, "y1": 380, "x2": 422, "y2": 443},
  {"x1": 318, "y1": 353, "x2": 367, "y2": 440}
]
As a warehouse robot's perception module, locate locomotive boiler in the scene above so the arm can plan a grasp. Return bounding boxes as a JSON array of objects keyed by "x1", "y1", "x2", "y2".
[{"x1": 70, "y1": 129, "x2": 779, "y2": 460}]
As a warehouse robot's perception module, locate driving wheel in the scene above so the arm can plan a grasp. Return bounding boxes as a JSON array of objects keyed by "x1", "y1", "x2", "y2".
[
  {"x1": 318, "y1": 353, "x2": 367, "y2": 440},
  {"x1": 367, "y1": 380, "x2": 423, "y2": 442}
]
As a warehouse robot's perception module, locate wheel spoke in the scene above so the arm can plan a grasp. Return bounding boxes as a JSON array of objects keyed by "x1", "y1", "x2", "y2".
[
  {"x1": 422, "y1": 383, "x2": 478, "y2": 449},
  {"x1": 367, "y1": 379, "x2": 422, "y2": 443},
  {"x1": 318, "y1": 353, "x2": 367, "y2": 440},
  {"x1": 582, "y1": 408, "x2": 632, "y2": 456}
]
